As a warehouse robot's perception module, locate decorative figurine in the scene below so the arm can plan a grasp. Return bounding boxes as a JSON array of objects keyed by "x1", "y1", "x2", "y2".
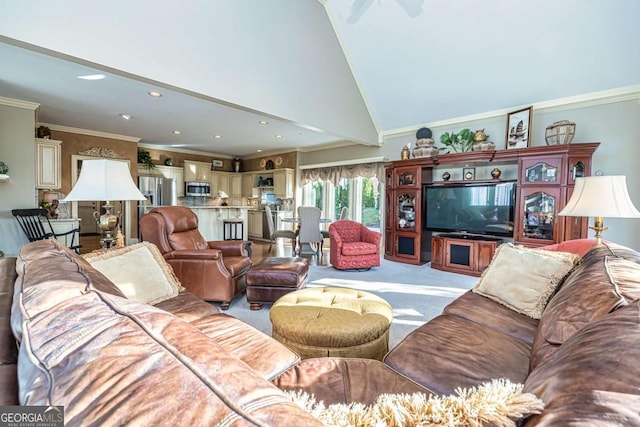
[
  {"x1": 442, "y1": 172, "x2": 451, "y2": 181},
  {"x1": 491, "y1": 168, "x2": 502, "y2": 179}
]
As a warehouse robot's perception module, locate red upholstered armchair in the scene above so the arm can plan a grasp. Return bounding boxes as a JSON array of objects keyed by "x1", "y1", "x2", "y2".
[
  {"x1": 139, "y1": 206, "x2": 251, "y2": 309},
  {"x1": 329, "y1": 220, "x2": 382, "y2": 270}
]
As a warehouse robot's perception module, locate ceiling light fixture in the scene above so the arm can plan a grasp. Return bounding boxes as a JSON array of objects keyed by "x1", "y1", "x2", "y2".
[
  {"x1": 77, "y1": 74, "x2": 106, "y2": 80},
  {"x1": 259, "y1": 120, "x2": 269, "y2": 125},
  {"x1": 172, "y1": 130, "x2": 182, "y2": 135},
  {"x1": 148, "y1": 91, "x2": 162, "y2": 97},
  {"x1": 257, "y1": 149, "x2": 263, "y2": 153},
  {"x1": 118, "y1": 113, "x2": 132, "y2": 120},
  {"x1": 275, "y1": 135, "x2": 283, "y2": 139},
  {"x1": 213, "y1": 135, "x2": 222, "y2": 139}
]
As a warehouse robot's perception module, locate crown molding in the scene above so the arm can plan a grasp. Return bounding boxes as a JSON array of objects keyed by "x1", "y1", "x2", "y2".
[
  {"x1": 0, "y1": 96, "x2": 39, "y2": 110},
  {"x1": 381, "y1": 85, "x2": 640, "y2": 141},
  {"x1": 39, "y1": 123, "x2": 140, "y2": 142},
  {"x1": 137, "y1": 143, "x2": 234, "y2": 159}
]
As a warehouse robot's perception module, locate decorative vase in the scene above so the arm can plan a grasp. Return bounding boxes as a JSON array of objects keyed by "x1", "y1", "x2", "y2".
[
  {"x1": 545, "y1": 120, "x2": 576, "y2": 145},
  {"x1": 401, "y1": 145, "x2": 411, "y2": 160},
  {"x1": 413, "y1": 137, "x2": 438, "y2": 158},
  {"x1": 442, "y1": 171, "x2": 451, "y2": 181},
  {"x1": 473, "y1": 129, "x2": 487, "y2": 142},
  {"x1": 233, "y1": 158, "x2": 242, "y2": 173},
  {"x1": 491, "y1": 168, "x2": 502, "y2": 179}
]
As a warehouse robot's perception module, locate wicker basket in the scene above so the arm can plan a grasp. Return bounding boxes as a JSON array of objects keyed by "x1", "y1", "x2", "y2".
[{"x1": 545, "y1": 120, "x2": 576, "y2": 145}]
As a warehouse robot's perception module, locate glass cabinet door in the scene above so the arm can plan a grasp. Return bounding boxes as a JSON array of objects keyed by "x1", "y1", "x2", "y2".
[
  {"x1": 521, "y1": 188, "x2": 560, "y2": 241},
  {"x1": 397, "y1": 192, "x2": 416, "y2": 230},
  {"x1": 525, "y1": 162, "x2": 558, "y2": 183}
]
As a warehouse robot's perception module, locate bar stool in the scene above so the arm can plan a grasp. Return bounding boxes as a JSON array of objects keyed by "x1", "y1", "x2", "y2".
[{"x1": 223, "y1": 218, "x2": 244, "y2": 241}]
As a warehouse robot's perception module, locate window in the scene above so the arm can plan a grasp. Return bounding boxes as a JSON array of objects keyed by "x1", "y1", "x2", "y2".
[{"x1": 302, "y1": 176, "x2": 381, "y2": 231}]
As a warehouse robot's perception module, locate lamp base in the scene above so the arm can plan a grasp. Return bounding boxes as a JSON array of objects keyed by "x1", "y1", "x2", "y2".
[{"x1": 590, "y1": 216, "x2": 608, "y2": 246}]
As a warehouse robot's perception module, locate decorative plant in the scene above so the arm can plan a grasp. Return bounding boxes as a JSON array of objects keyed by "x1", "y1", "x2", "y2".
[
  {"x1": 137, "y1": 151, "x2": 155, "y2": 170},
  {"x1": 439, "y1": 128, "x2": 475, "y2": 153},
  {"x1": 0, "y1": 161, "x2": 8, "y2": 175}
]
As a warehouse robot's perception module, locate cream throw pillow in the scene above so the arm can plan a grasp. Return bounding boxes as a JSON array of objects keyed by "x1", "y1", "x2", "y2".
[
  {"x1": 83, "y1": 242, "x2": 183, "y2": 305},
  {"x1": 473, "y1": 243, "x2": 580, "y2": 319}
]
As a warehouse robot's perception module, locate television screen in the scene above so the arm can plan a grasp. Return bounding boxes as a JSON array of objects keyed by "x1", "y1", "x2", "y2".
[{"x1": 423, "y1": 181, "x2": 516, "y2": 237}]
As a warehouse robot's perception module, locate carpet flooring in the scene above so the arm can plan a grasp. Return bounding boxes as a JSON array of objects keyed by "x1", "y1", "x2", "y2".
[{"x1": 224, "y1": 259, "x2": 479, "y2": 350}]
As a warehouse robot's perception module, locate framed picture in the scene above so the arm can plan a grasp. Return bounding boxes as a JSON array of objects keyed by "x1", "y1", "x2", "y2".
[
  {"x1": 505, "y1": 106, "x2": 533, "y2": 149},
  {"x1": 463, "y1": 167, "x2": 475, "y2": 181}
]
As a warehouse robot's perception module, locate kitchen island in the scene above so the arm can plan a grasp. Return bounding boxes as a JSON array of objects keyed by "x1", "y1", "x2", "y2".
[{"x1": 140, "y1": 205, "x2": 255, "y2": 242}]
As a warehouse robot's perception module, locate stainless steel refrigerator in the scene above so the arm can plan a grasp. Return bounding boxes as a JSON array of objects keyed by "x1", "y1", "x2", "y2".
[{"x1": 138, "y1": 176, "x2": 177, "y2": 206}]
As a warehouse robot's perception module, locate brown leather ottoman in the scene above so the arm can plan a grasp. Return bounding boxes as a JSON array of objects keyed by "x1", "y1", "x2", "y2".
[{"x1": 245, "y1": 257, "x2": 309, "y2": 310}]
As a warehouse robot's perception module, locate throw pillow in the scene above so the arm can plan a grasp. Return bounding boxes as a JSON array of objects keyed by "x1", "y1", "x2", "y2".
[
  {"x1": 287, "y1": 378, "x2": 543, "y2": 427},
  {"x1": 83, "y1": 242, "x2": 183, "y2": 305},
  {"x1": 472, "y1": 243, "x2": 580, "y2": 319}
]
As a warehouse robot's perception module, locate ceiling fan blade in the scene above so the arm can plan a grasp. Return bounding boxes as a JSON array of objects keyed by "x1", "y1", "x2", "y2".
[
  {"x1": 395, "y1": 0, "x2": 424, "y2": 18},
  {"x1": 347, "y1": 0, "x2": 375, "y2": 23}
]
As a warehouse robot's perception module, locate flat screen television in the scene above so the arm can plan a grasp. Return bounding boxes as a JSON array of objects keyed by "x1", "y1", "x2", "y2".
[{"x1": 423, "y1": 181, "x2": 516, "y2": 237}]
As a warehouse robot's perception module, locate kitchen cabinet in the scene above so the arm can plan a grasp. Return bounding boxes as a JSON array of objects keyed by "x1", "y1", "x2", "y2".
[
  {"x1": 230, "y1": 174, "x2": 242, "y2": 197},
  {"x1": 242, "y1": 173, "x2": 254, "y2": 197},
  {"x1": 273, "y1": 168, "x2": 294, "y2": 199},
  {"x1": 36, "y1": 138, "x2": 61, "y2": 189},
  {"x1": 156, "y1": 165, "x2": 185, "y2": 197},
  {"x1": 248, "y1": 210, "x2": 263, "y2": 239},
  {"x1": 183, "y1": 160, "x2": 211, "y2": 183},
  {"x1": 210, "y1": 171, "x2": 230, "y2": 196}
]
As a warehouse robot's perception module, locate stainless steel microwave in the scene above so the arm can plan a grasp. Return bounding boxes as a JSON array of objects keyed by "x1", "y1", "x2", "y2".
[{"x1": 185, "y1": 181, "x2": 211, "y2": 197}]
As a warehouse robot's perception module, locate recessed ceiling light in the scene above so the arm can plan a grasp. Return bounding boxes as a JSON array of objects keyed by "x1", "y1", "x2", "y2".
[
  {"x1": 172, "y1": 130, "x2": 182, "y2": 135},
  {"x1": 257, "y1": 149, "x2": 263, "y2": 153},
  {"x1": 259, "y1": 120, "x2": 269, "y2": 125},
  {"x1": 274, "y1": 135, "x2": 283, "y2": 139},
  {"x1": 78, "y1": 74, "x2": 105, "y2": 80},
  {"x1": 148, "y1": 91, "x2": 162, "y2": 97},
  {"x1": 118, "y1": 113, "x2": 132, "y2": 120},
  {"x1": 213, "y1": 135, "x2": 222, "y2": 139}
]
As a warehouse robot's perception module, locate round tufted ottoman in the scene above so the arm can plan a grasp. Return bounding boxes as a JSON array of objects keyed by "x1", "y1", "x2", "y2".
[{"x1": 269, "y1": 287, "x2": 393, "y2": 361}]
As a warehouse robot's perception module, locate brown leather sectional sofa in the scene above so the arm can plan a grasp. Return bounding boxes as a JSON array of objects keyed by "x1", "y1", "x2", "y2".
[{"x1": 2, "y1": 238, "x2": 640, "y2": 425}]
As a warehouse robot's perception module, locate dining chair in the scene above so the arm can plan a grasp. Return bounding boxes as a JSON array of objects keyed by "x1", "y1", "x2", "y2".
[
  {"x1": 297, "y1": 206, "x2": 324, "y2": 256},
  {"x1": 11, "y1": 208, "x2": 81, "y2": 253},
  {"x1": 264, "y1": 205, "x2": 297, "y2": 252}
]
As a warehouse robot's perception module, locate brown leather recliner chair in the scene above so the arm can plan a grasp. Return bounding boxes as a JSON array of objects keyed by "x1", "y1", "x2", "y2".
[{"x1": 139, "y1": 206, "x2": 251, "y2": 309}]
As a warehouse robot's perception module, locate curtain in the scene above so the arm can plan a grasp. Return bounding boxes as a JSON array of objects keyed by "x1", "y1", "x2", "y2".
[{"x1": 300, "y1": 162, "x2": 385, "y2": 186}]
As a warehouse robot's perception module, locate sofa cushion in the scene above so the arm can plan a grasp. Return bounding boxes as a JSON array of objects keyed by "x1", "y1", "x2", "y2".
[
  {"x1": 530, "y1": 242, "x2": 640, "y2": 370},
  {"x1": 191, "y1": 313, "x2": 300, "y2": 381},
  {"x1": 12, "y1": 240, "x2": 126, "y2": 341},
  {"x1": 384, "y1": 313, "x2": 532, "y2": 395},
  {"x1": 472, "y1": 243, "x2": 579, "y2": 319},
  {"x1": 152, "y1": 290, "x2": 220, "y2": 322},
  {"x1": 523, "y1": 301, "x2": 640, "y2": 426},
  {"x1": 443, "y1": 291, "x2": 540, "y2": 345},
  {"x1": 83, "y1": 242, "x2": 183, "y2": 305},
  {"x1": 18, "y1": 289, "x2": 322, "y2": 426}
]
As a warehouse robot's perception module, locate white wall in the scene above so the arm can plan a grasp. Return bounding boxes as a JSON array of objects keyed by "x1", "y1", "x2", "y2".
[
  {"x1": 300, "y1": 99, "x2": 640, "y2": 250},
  {"x1": 0, "y1": 101, "x2": 37, "y2": 256}
]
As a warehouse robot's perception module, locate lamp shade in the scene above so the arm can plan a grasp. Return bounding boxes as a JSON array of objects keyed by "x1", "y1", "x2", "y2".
[
  {"x1": 559, "y1": 176, "x2": 640, "y2": 218},
  {"x1": 63, "y1": 159, "x2": 146, "y2": 202}
]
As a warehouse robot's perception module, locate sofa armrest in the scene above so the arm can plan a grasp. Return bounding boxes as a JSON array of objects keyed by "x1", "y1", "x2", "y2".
[
  {"x1": 208, "y1": 241, "x2": 247, "y2": 257},
  {"x1": 361, "y1": 227, "x2": 382, "y2": 246},
  {"x1": 163, "y1": 249, "x2": 222, "y2": 261}
]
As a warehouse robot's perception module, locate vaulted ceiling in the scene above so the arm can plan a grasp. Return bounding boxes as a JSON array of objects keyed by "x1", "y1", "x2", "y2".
[{"x1": 1, "y1": 0, "x2": 638, "y2": 157}]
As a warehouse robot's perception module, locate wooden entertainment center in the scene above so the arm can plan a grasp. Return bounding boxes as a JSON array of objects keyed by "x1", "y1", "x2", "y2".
[{"x1": 384, "y1": 143, "x2": 599, "y2": 273}]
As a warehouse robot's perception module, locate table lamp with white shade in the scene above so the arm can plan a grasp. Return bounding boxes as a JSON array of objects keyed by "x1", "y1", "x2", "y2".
[
  {"x1": 559, "y1": 175, "x2": 640, "y2": 245},
  {"x1": 63, "y1": 159, "x2": 146, "y2": 248}
]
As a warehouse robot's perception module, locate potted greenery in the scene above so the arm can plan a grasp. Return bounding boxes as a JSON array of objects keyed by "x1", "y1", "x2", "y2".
[
  {"x1": 137, "y1": 151, "x2": 155, "y2": 170},
  {"x1": 439, "y1": 128, "x2": 475, "y2": 153}
]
